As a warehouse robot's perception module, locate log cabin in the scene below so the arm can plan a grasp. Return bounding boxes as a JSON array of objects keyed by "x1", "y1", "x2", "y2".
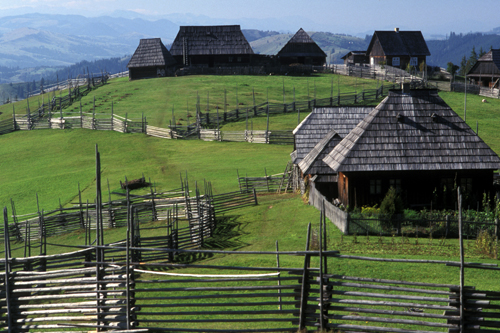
[
  {"x1": 467, "y1": 49, "x2": 500, "y2": 88},
  {"x1": 366, "y1": 29, "x2": 430, "y2": 70},
  {"x1": 127, "y1": 38, "x2": 177, "y2": 80},
  {"x1": 293, "y1": 86, "x2": 500, "y2": 210},
  {"x1": 277, "y1": 28, "x2": 327, "y2": 66},
  {"x1": 169, "y1": 25, "x2": 254, "y2": 68}
]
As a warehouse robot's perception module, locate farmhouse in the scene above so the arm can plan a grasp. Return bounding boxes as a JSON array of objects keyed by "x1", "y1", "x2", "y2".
[
  {"x1": 277, "y1": 28, "x2": 327, "y2": 66},
  {"x1": 366, "y1": 29, "x2": 430, "y2": 69},
  {"x1": 294, "y1": 86, "x2": 500, "y2": 210},
  {"x1": 127, "y1": 38, "x2": 177, "y2": 80},
  {"x1": 341, "y1": 51, "x2": 369, "y2": 66},
  {"x1": 467, "y1": 49, "x2": 500, "y2": 88},
  {"x1": 169, "y1": 25, "x2": 254, "y2": 68}
]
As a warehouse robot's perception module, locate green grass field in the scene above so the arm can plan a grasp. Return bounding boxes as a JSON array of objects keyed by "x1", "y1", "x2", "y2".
[
  {"x1": 0, "y1": 74, "x2": 383, "y2": 128},
  {"x1": 1, "y1": 76, "x2": 500, "y2": 328}
]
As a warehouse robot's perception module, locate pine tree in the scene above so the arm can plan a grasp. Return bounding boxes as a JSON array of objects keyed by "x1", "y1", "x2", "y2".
[{"x1": 459, "y1": 55, "x2": 467, "y2": 76}]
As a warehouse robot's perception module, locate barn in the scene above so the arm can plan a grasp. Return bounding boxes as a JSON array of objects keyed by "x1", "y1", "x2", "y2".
[
  {"x1": 277, "y1": 28, "x2": 327, "y2": 66},
  {"x1": 169, "y1": 25, "x2": 254, "y2": 68},
  {"x1": 127, "y1": 38, "x2": 177, "y2": 80},
  {"x1": 321, "y1": 87, "x2": 500, "y2": 209},
  {"x1": 467, "y1": 49, "x2": 500, "y2": 88},
  {"x1": 293, "y1": 86, "x2": 500, "y2": 210},
  {"x1": 366, "y1": 29, "x2": 430, "y2": 70},
  {"x1": 341, "y1": 51, "x2": 369, "y2": 66}
]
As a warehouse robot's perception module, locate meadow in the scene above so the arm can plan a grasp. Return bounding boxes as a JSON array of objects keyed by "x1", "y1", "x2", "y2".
[{"x1": 2, "y1": 74, "x2": 500, "y2": 332}]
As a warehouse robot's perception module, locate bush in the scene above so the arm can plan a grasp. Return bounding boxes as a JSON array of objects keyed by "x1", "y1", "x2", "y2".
[{"x1": 380, "y1": 187, "x2": 404, "y2": 217}]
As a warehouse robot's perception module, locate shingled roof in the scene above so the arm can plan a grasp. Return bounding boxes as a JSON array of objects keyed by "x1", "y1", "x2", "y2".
[
  {"x1": 467, "y1": 49, "x2": 500, "y2": 76},
  {"x1": 298, "y1": 129, "x2": 342, "y2": 175},
  {"x1": 293, "y1": 107, "x2": 373, "y2": 165},
  {"x1": 323, "y1": 89, "x2": 500, "y2": 172},
  {"x1": 367, "y1": 31, "x2": 430, "y2": 57},
  {"x1": 277, "y1": 28, "x2": 327, "y2": 58},
  {"x1": 127, "y1": 38, "x2": 177, "y2": 68},
  {"x1": 170, "y1": 25, "x2": 254, "y2": 56}
]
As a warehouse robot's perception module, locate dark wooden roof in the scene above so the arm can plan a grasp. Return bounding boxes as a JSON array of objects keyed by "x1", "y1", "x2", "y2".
[
  {"x1": 323, "y1": 89, "x2": 500, "y2": 172},
  {"x1": 341, "y1": 51, "x2": 366, "y2": 60},
  {"x1": 367, "y1": 31, "x2": 430, "y2": 57},
  {"x1": 293, "y1": 106, "x2": 373, "y2": 164},
  {"x1": 298, "y1": 129, "x2": 341, "y2": 174},
  {"x1": 467, "y1": 49, "x2": 500, "y2": 76},
  {"x1": 127, "y1": 38, "x2": 177, "y2": 68},
  {"x1": 277, "y1": 28, "x2": 327, "y2": 58},
  {"x1": 170, "y1": 25, "x2": 254, "y2": 56}
]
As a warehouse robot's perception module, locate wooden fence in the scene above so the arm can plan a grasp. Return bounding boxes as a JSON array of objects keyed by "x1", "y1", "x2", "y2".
[
  {"x1": 1, "y1": 217, "x2": 499, "y2": 332},
  {"x1": 199, "y1": 129, "x2": 294, "y2": 144},
  {"x1": 451, "y1": 82, "x2": 500, "y2": 99}
]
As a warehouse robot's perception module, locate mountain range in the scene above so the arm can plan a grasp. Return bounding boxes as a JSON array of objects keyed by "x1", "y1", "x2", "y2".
[{"x1": 0, "y1": 13, "x2": 500, "y2": 84}]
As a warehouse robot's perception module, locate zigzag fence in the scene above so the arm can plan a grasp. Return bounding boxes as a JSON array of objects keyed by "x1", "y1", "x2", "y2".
[
  {"x1": 1, "y1": 215, "x2": 499, "y2": 332},
  {"x1": 451, "y1": 82, "x2": 500, "y2": 99}
]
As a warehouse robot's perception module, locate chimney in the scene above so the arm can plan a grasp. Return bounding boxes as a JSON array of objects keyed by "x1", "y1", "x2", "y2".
[
  {"x1": 395, "y1": 27, "x2": 399, "y2": 33},
  {"x1": 402, "y1": 82, "x2": 410, "y2": 93}
]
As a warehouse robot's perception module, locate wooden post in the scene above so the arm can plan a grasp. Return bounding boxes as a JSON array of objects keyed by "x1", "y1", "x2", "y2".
[
  {"x1": 111, "y1": 101, "x2": 114, "y2": 131},
  {"x1": 79, "y1": 100, "x2": 82, "y2": 128},
  {"x1": 125, "y1": 177, "x2": 131, "y2": 330},
  {"x1": 253, "y1": 188, "x2": 258, "y2": 205},
  {"x1": 276, "y1": 240, "x2": 281, "y2": 311},
  {"x1": 252, "y1": 87, "x2": 256, "y2": 116},
  {"x1": 319, "y1": 205, "x2": 325, "y2": 330},
  {"x1": 297, "y1": 108, "x2": 300, "y2": 125},
  {"x1": 458, "y1": 187, "x2": 464, "y2": 333},
  {"x1": 216, "y1": 106, "x2": 220, "y2": 141},
  {"x1": 224, "y1": 88, "x2": 227, "y2": 113},
  {"x1": 266, "y1": 106, "x2": 270, "y2": 144},
  {"x1": 3, "y1": 207, "x2": 12, "y2": 333},
  {"x1": 298, "y1": 222, "x2": 312, "y2": 330}
]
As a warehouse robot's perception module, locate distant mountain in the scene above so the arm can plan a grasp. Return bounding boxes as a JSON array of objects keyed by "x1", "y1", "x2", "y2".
[
  {"x1": 0, "y1": 13, "x2": 179, "y2": 69},
  {"x1": 250, "y1": 31, "x2": 369, "y2": 64},
  {"x1": 427, "y1": 32, "x2": 500, "y2": 68}
]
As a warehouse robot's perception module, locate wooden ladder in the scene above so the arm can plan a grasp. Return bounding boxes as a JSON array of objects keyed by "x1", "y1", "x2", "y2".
[{"x1": 277, "y1": 161, "x2": 292, "y2": 194}]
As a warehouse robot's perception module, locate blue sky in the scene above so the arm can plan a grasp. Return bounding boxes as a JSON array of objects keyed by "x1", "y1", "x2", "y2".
[{"x1": 1, "y1": 0, "x2": 499, "y2": 36}]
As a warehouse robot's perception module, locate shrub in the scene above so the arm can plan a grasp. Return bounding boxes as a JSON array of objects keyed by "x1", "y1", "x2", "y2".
[{"x1": 380, "y1": 187, "x2": 404, "y2": 217}]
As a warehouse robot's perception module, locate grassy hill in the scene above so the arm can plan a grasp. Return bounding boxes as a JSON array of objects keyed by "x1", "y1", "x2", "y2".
[{"x1": 0, "y1": 74, "x2": 383, "y2": 128}]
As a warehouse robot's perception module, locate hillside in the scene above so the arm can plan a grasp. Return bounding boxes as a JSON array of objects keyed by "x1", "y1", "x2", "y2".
[
  {"x1": 427, "y1": 32, "x2": 500, "y2": 67},
  {"x1": 0, "y1": 13, "x2": 179, "y2": 69}
]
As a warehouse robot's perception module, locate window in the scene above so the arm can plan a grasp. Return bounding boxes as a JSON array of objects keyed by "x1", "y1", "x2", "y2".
[
  {"x1": 390, "y1": 179, "x2": 402, "y2": 193},
  {"x1": 237, "y1": 57, "x2": 242, "y2": 62},
  {"x1": 460, "y1": 178, "x2": 473, "y2": 193},
  {"x1": 392, "y1": 57, "x2": 400, "y2": 66},
  {"x1": 228, "y1": 57, "x2": 233, "y2": 63},
  {"x1": 370, "y1": 179, "x2": 382, "y2": 195},
  {"x1": 410, "y1": 57, "x2": 418, "y2": 66}
]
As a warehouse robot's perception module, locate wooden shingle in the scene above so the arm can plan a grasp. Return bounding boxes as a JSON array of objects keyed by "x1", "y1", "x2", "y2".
[{"x1": 323, "y1": 89, "x2": 500, "y2": 172}]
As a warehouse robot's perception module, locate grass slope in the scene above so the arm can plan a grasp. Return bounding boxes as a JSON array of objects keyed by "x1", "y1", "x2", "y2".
[
  {"x1": 0, "y1": 74, "x2": 383, "y2": 128},
  {"x1": 0, "y1": 129, "x2": 291, "y2": 215}
]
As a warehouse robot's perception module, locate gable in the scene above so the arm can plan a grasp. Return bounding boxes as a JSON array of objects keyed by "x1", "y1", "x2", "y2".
[
  {"x1": 127, "y1": 38, "x2": 177, "y2": 68},
  {"x1": 293, "y1": 106, "x2": 373, "y2": 164},
  {"x1": 277, "y1": 28, "x2": 327, "y2": 58}
]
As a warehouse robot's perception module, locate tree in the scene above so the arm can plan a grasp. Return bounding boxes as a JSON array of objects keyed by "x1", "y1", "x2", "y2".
[
  {"x1": 447, "y1": 62, "x2": 459, "y2": 76},
  {"x1": 459, "y1": 55, "x2": 467, "y2": 76},
  {"x1": 465, "y1": 46, "x2": 478, "y2": 74},
  {"x1": 479, "y1": 46, "x2": 486, "y2": 58}
]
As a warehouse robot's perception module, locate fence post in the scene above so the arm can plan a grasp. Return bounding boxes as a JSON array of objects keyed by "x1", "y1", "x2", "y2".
[
  {"x1": 3, "y1": 207, "x2": 13, "y2": 333},
  {"x1": 298, "y1": 223, "x2": 311, "y2": 330},
  {"x1": 253, "y1": 188, "x2": 258, "y2": 205}
]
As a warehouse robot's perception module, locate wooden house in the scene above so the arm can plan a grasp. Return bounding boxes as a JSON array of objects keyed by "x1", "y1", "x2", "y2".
[
  {"x1": 292, "y1": 106, "x2": 373, "y2": 197},
  {"x1": 366, "y1": 29, "x2": 430, "y2": 69},
  {"x1": 341, "y1": 51, "x2": 369, "y2": 66},
  {"x1": 320, "y1": 87, "x2": 500, "y2": 209},
  {"x1": 169, "y1": 25, "x2": 254, "y2": 68},
  {"x1": 127, "y1": 38, "x2": 177, "y2": 80},
  {"x1": 277, "y1": 28, "x2": 327, "y2": 66},
  {"x1": 467, "y1": 49, "x2": 500, "y2": 88}
]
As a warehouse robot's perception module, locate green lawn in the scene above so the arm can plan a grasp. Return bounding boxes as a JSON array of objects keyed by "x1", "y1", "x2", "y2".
[
  {"x1": 0, "y1": 129, "x2": 292, "y2": 215},
  {"x1": 0, "y1": 74, "x2": 383, "y2": 128}
]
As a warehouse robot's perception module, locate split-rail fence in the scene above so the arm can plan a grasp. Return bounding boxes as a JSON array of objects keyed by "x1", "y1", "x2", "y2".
[{"x1": 1, "y1": 216, "x2": 499, "y2": 332}]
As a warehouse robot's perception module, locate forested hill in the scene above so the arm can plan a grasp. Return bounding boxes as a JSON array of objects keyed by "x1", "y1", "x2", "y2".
[{"x1": 427, "y1": 32, "x2": 500, "y2": 68}]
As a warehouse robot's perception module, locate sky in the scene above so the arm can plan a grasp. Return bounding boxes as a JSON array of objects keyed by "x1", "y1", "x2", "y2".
[{"x1": 1, "y1": 0, "x2": 499, "y2": 36}]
